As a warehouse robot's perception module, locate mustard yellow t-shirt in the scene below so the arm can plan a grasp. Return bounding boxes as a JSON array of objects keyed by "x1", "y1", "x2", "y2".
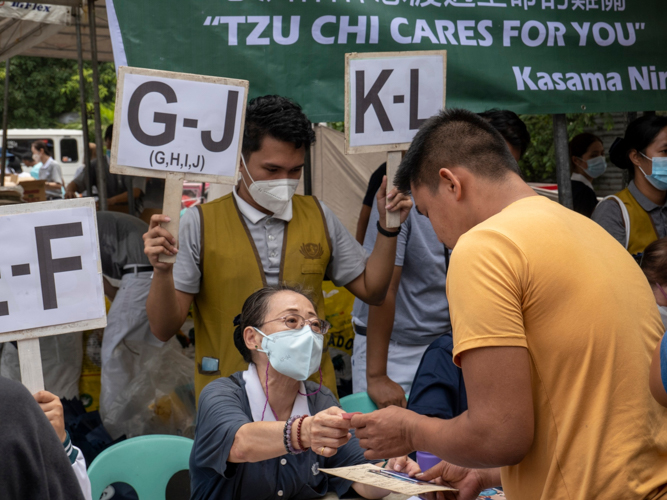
[{"x1": 449, "y1": 195, "x2": 667, "y2": 500}]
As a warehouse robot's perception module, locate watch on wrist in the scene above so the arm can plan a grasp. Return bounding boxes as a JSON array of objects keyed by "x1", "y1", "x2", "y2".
[{"x1": 377, "y1": 220, "x2": 401, "y2": 238}]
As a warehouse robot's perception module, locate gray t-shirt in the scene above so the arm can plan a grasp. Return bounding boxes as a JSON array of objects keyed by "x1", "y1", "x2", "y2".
[
  {"x1": 592, "y1": 180, "x2": 667, "y2": 247},
  {"x1": 190, "y1": 372, "x2": 367, "y2": 500},
  {"x1": 352, "y1": 198, "x2": 451, "y2": 345},
  {"x1": 38, "y1": 157, "x2": 64, "y2": 199},
  {"x1": 173, "y1": 189, "x2": 369, "y2": 294},
  {"x1": 96, "y1": 211, "x2": 151, "y2": 280}
]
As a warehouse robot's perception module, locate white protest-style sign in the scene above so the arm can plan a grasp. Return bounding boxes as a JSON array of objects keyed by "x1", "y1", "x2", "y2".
[
  {"x1": 112, "y1": 66, "x2": 248, "y2": 183},
  {"x1": 345, "y1": 51, "x2": 446, "y2": 153},
  {"x1": 344, "y1": 50, "x2": 447, "y2": 227},
  {"x1": 0, "y1": 3, "x2": 71, "y2": 25},
  {"x1": 0, "y1": 198, "x2": 106, "y2": 394},
  {"x1": 111, "y1": 66, "x2": 249, "y2": 263}
]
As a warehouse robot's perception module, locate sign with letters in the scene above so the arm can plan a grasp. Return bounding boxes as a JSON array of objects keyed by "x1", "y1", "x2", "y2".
[
  {"x1": 111, "y1": 66, "x2": 249, "y2": 263},
  {"x1": 0, "y1": 198, "x2": 106, "y2": 393},
  {"x1": 111, "y1": 66, "x2": 248, "y2": 184},
  {"x1": 345, "y1": 51, "x2": 446, "y2": 153},
  {"x1": 344, "y1": 51, "x2": 446, "y2": 228}
]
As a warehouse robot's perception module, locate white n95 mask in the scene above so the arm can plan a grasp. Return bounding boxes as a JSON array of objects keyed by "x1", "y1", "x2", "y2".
[
  {"x1": 241, "y1": 155, "x2": 299, "y2": 215},
  {"x1": 255, "y1": 325, "x2": 323, "y2": 381}
]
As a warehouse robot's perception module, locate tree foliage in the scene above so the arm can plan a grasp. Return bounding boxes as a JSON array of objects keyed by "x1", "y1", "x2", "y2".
[{"x1": 0, "y1": 56, "x2": 116, "y2": 137}]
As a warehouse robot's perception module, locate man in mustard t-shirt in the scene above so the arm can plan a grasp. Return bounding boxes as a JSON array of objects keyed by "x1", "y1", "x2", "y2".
[{"x1": 350, "y1": 109, "x2": 667, "y2": 500}]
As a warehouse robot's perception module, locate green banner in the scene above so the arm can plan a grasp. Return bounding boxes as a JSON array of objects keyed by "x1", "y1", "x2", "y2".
[{"x1": 109, "y1": 0, "x2": 666, "y2": 121}]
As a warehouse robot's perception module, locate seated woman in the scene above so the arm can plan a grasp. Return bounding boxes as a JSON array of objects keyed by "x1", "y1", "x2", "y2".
[{"x1": 190, "y1": 285, "x2": 417, "y2": 500}]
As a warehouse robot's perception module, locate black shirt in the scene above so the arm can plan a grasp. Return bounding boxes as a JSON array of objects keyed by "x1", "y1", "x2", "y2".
[
  {"x1": 363, "y1": 163, "x2": 387, "y2": 207},
  {"x1": 572, "y1": 180, "x2": 598, "y2": 218}
]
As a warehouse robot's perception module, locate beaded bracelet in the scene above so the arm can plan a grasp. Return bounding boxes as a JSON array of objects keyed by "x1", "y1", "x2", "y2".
[
  {"x1": 283, "y1": 415, "x2": 303, "y2": 455},
  {"x1": 296, "y1": 415, "x2": 309, "y2": 452}
]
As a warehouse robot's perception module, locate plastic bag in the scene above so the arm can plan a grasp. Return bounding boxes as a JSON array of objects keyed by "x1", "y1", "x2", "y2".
[{"x1": 102, "y1": 338, "x2": 196, "y2": 440}]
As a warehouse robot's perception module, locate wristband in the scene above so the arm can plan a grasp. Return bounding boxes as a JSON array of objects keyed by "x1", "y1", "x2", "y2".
[
  {"x1": 377, "y1": 220, "x2": 401, "y2": 238},
  {"x1": 296, "y1": 415, "x2": 309, "y2": 451},
  {"x1": 283, "y1": 415, "x2": 303, "y2": 455}
]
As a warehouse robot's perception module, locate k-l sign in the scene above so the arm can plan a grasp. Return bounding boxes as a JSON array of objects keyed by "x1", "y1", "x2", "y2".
[{"x1": 346, "y1": 51, "x2": 446, "y2": 153}]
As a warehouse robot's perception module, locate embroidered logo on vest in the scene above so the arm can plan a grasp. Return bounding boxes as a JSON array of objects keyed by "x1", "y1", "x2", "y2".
[{"x1": 300, "y1": 243, "x2": 323, "y2": 260}]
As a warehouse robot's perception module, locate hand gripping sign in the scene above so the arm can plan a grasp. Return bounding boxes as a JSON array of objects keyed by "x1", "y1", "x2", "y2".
[
  {"x1": 0, "y1": 198, "x2": 106, "y2": 394},
  {"x1": 111, "y1": 66, "x2": 249, "y2": 263},
  {"x1": 345, "y1": 51, "x2": 446, "y2": 228}
]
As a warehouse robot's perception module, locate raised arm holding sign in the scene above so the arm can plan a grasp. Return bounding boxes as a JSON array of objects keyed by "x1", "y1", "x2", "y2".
[{"x1": 345, "y1": 51, "x2": 447, "y2": 228}]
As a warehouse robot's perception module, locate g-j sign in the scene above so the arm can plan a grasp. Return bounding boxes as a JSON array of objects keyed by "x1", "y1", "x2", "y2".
[{"x1": 107, "y1": 0, "x2": 666, "y2": 120}]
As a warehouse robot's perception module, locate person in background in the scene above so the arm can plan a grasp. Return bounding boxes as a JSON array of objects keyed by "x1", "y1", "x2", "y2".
[
  {"x1": 190, "y1": 285, "x2": 418, "y2": 500},
  {"x1": 65, "y1": 125, "x2": 146, "y2": 216},
  {"x1": 351, "y1": 197, "x2": 450, "y2": 407},
  {"x1": 0, "y1": 376, "x2": 86, "y2": 500},
  {"x1": 349, "y1": 109, "x2": 667, "y2": 499},
  {"x1": 478, "y1": 109, "x2": 531, "y2": 163},
  {"x1": 569, "y1": 133, "x2": 605, "y2": 217},
  {"x1": 23, "y1": 152, "x2": 41, "y2": 178},
  {"x1": 96, "y1": 211, "x2": 164, "y2": 428},
  {"x1": 356, "y1": 164, "x2": 387, "y2": 244},
  {"x1": 642, "y1": 239, "x2": 667, "y2": 408},
  {"x1": 593, "y1": 115, "x2": 667, "y2": 261},
  {"x1": 34, "y1": 390, "x2": 92, "y2": 500},
  {"x1": 32, "y1": 140, "x2": 64, "y2": 199},
  {"x1": 144, "y1": 95, "x2": 411, "y2": 402}
]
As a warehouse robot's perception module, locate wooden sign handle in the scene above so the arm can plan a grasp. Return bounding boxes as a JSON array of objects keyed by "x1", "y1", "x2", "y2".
[
  {"x1": 158, "y1": 172, "x2": 185, "y2": 264},
  {"x1": 18, "y1": 338, "x2": 44, "y2": 394},
  {"x1": 386, "y1": 151, "x2": 402, "y2": 229}
]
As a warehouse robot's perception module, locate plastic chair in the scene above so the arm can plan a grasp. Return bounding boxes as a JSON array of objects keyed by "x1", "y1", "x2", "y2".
[
  {"x1": 339, "y1": 392, "x2": 379, "y2": 413},
  {"x1": 88, "y1": 435, "x2": 194, "y2": 500}
]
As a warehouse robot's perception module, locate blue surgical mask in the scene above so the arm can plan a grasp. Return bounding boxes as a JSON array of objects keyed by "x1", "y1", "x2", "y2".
[
  {"x1": 255, "y1": 325, "x2": 323, "y2": 381},
  {"x1": 639, "y1": 153, "x2": 667, "y2": 191},
  {"x1": 580, "y1": 156, "x2": 607, "y2": 178}
]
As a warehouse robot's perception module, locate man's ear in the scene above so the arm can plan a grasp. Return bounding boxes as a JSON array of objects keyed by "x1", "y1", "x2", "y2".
[{"x1": 439, "y1": 168, "x2": 463, "y2": 202}]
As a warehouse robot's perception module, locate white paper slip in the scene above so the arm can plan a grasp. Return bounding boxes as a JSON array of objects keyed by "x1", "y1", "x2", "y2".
[{"x1": 320, "y1": 463, "x2": 456, "y2": 496}]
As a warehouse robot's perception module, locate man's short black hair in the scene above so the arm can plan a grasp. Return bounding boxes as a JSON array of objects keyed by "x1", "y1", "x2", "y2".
[
  {"x1": 478, "y1": 109, "x2": 531, "y2": 158},
  {"x1": 395, "y1": 108, "x2": 520, "y2": 193},
  {"x1": 242, "y1": 95, "x2": 316, "y2": 159}
]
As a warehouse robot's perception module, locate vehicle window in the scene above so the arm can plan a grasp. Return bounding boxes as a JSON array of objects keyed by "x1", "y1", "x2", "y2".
[
  {"x1": 60, "y1": 138, "x2": 78, "y2": 163},
  {"x1": 5, "y1": 138, "x2": 53, "y2": 166}
]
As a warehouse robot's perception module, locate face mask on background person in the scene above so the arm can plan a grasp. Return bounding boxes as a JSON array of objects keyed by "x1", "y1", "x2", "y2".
[
  {"x1": 639, "y1": 153, "x2": 667, "y2": 191},
  {"x1": 32, "y1": 153, "x2": 41, "y2": 164},
  {"x1": 579, "y1": 156, "x2": 607, "y2": 178},
  {"x1": 240, "y1": 155, "x2": 299, "y2": 215}
]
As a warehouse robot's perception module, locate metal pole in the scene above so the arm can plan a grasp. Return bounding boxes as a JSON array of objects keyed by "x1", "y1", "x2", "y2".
[
  {"x1": 552, "y1": 113, "x2": 573, "y2": 210},
  {"x1": 88, "y1": 0, "x2": 107, "y2": 210},
  {"x1": 0, "y1": 59, "x2": 10, "y2": 187},
  {"x1": 75, "y1": 7, "x2": 92, "y2": 197}
]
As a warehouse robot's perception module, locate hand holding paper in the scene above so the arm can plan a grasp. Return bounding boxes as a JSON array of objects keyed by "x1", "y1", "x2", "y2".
[{"x1": 350, "y1": 405, "x2": 420, "y2": 460}]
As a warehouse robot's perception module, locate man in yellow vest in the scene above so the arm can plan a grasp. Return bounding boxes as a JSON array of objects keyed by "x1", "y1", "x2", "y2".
[{"x1": 143, "y1": 95, "x2": 412, "y2": 401}]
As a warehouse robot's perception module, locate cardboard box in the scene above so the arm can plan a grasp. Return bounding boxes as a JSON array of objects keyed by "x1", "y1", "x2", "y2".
[{"x1": 18, "y1": 179, "x2": 46, "y2": 202}]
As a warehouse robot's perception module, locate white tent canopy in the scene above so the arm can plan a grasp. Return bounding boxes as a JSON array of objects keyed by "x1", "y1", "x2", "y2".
[{"x1": 0, "y1": 1, "x2": 112, "y2": 63}]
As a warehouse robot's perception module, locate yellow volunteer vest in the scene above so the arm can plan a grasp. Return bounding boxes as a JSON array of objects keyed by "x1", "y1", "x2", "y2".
[
  {"x1": 615, "y1": 187, "x2": 658, "y2": 256},
  {"x1": 194, "y1": 193, "x2": 337, "y2": 401}
]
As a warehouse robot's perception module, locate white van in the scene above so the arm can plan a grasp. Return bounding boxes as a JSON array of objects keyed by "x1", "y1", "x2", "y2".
[{"x1": 1, "y1": 129, "x2": 85, "y2": 185}]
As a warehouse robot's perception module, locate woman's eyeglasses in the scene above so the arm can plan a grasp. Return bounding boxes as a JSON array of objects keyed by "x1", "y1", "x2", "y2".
[{"x1": 261, "y1": 314, "x2": 330, "y2": 335}]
